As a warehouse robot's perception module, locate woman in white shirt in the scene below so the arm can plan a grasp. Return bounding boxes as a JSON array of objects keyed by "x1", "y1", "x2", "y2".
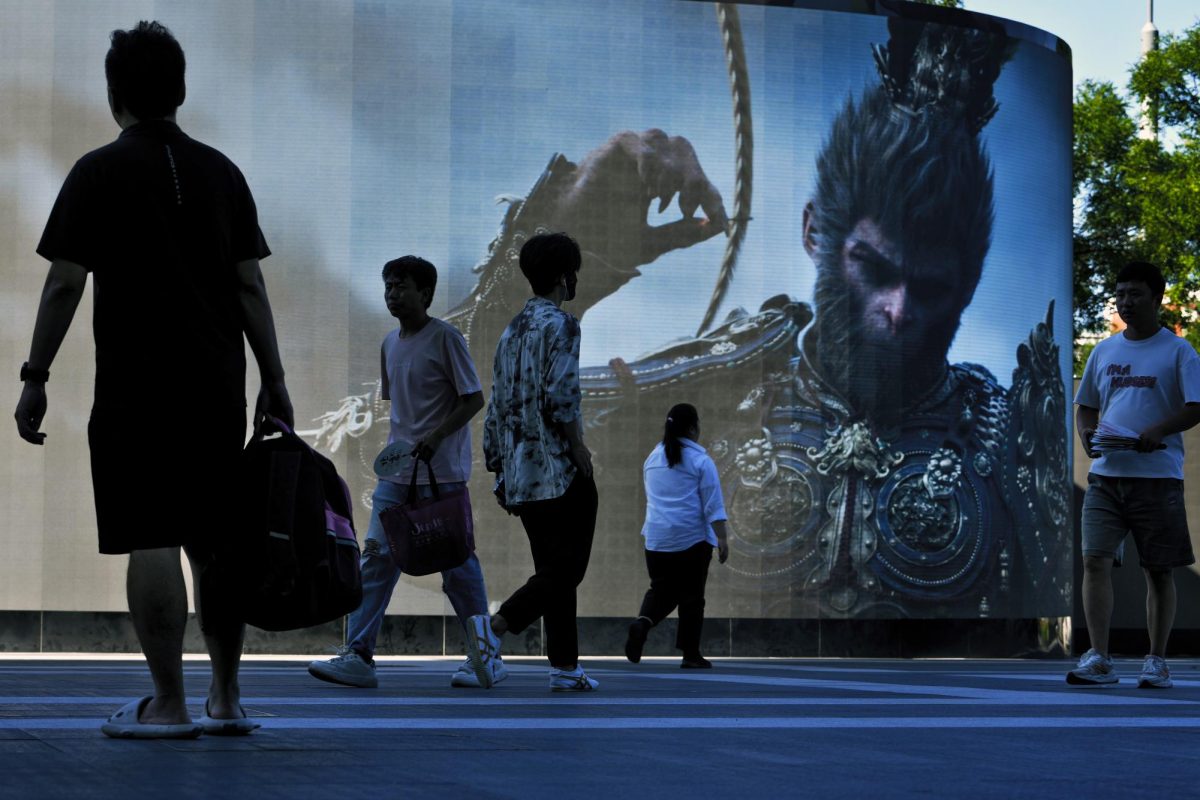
[{"x1": 625, "y1": 403, "x2": 729, "y2": 668}]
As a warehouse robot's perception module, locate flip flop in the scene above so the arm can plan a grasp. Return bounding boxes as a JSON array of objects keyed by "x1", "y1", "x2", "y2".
[
  {"x1": 100, "y1": 696, "x2": 203, "y2": 740},
  {"x1": 198, "y1": 701, "x2": 261, "y2": 736},
  {"x1": 373, "y1": 440, "x2": 414, "y2": 477}
]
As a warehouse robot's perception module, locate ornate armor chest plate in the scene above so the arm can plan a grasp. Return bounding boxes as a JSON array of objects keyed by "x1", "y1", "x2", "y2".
[{"x1": 710, "y1": 363, "x2": 1012, "y2": 617}]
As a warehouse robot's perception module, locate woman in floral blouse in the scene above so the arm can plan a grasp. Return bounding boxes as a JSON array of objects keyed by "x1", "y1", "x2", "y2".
[{"x1": 468, "y1": 232, "x2": 601, "y2": 692}]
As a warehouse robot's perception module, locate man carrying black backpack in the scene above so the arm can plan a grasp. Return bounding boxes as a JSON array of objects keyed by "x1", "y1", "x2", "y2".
[{"x1": 14, "y1": 21, "x2": 292, "y2": 738}]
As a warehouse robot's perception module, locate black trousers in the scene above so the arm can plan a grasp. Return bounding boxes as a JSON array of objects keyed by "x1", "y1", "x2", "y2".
[
  {"x1": 498, "y1": 473, "x2": 598, "y2": 668},
  {"x1": 639, "y1": 541, "x2": 713, "y2": 656}
]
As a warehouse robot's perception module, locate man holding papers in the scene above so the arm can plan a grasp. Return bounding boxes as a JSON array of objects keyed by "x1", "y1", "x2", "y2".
[{"x1": 1070, "y1": 262, "x2": 1200, "y2": 688}]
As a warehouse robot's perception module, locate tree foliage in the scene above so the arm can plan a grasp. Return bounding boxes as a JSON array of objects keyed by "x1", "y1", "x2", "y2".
[
  {"x1": 1131, "y1": 24, "x2": 1200, "y2": 133},
  {"x1": 1073, "y1": 22, "x2": 1200, "y2": 372}
]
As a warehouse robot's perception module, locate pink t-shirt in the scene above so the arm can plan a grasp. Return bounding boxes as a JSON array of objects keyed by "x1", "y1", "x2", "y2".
[{"x1": 382, "y1": 318, "x2": 481, "y2": 484}]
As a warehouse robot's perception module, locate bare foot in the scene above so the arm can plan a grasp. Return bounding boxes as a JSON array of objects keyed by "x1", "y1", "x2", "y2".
[
  {"x1": 139, "y1": 695, "x2": 192, "y2": 726},
  {"x1": 206, "y1": 692, "x2": 246, "y2": 720}
]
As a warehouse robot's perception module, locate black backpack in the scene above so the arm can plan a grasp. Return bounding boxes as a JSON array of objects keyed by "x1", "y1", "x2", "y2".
[{"x1": 224, "y1": 417, "x2": 362, "y2": 631}]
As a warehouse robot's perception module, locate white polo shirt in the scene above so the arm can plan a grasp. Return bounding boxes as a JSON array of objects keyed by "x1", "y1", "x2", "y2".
[{"x1": 641, "y1": 438, "x2": 727, "y2": 552}]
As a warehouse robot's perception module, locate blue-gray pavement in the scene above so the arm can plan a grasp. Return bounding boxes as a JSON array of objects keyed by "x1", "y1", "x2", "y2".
[{"x1": 3, "y1": 656, "x2": 1199, "y2": 799}]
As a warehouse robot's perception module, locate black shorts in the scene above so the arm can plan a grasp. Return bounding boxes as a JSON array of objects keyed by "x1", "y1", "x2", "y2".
[
  {"x1": 88, "y1": 406, "x2": 246, "y2": 554},
  {"x1": 1081, "y1": 474, "x2": 1195, "y2": 570}
]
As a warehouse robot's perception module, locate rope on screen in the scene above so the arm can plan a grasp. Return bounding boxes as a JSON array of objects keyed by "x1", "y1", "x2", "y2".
[{"x1": 697, "y1": 2, "x2": 754, "y2": 337}]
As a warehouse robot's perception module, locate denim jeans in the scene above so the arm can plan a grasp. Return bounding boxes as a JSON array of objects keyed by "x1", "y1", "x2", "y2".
[{"x1": 347, "y1": 478, "x2": 489, "y2": 660}]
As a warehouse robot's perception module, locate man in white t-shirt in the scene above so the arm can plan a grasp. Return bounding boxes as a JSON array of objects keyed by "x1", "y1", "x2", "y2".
[
  {"x1": 1070, "y1": 261, "x2": 1200, "y2": 688},
  {"x1": 309, "y1": 256, "x2": 505, "y2": 689}
]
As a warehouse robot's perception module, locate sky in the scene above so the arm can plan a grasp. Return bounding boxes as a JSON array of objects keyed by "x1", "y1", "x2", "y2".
[{"x1": 966, "y1": 0, "x2": 1199, "y2": 91}]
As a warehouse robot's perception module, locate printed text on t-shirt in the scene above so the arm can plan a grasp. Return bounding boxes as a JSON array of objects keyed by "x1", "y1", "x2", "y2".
[{"x1": 1107, "y1": 363, "x2": 1158, "y2": 389}]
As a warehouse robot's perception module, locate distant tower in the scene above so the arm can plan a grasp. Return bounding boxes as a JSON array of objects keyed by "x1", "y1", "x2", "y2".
[{"x1": 1138, "y1": 0, "x2": 1159, "y2": 140}]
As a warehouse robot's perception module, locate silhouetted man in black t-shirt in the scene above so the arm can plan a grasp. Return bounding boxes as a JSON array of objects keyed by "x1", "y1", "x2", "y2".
[{"x1": 15, "y1": 21, "x2": 292, "y2": 738}]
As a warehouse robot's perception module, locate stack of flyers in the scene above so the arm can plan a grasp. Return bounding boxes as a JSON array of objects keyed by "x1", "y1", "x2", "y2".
[{"x1": 1089, "y1": 420, "x2": 1166, "y2": 452}]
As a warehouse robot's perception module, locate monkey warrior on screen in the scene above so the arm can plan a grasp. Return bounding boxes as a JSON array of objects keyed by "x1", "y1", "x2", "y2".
[{"x1": 312, "y1": 19, "x2": 1070, "y2": 620}]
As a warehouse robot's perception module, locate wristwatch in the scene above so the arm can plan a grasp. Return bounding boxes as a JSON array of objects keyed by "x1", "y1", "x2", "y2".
[{"x1": 20, "y1": 362, "x2": 49, "y2": 383}]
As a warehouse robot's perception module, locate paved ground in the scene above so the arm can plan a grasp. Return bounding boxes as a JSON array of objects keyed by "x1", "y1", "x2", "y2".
[{"x1": 2, "y1": 655, "x2": 1199, "y2": 799}]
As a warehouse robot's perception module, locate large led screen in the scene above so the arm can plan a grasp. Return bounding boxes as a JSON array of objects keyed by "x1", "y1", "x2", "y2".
[{"x1": 2, "y1": 0, "x2": 1073, "y2": 620}]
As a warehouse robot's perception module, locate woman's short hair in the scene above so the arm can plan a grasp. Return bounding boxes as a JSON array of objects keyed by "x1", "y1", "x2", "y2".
[{"x1": 519, "y1": 232, "x2": 582, "y2": 296}]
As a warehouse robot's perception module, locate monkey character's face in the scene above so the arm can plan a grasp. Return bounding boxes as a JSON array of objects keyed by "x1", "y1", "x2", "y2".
[{"x1": 838, "y1": 217, "x2": 967, "y2": 367}]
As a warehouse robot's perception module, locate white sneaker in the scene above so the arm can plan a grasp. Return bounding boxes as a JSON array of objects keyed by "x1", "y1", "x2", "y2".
[
  {"x1": 450, "y1": 657, "x2": 509, "y2": 688},
  {"x1": 465, "y1": 615, "x2": 502, "y2": 689},
  {"x1": 1066, "y1": 648, "x2": 1118, "y2": 686},
  {"x1": 549, "y1": 665, "x2": 598, "y2": 692},
  {"x1": 1137, "y1": 654, "x2": 1173, "y2": 688},
  {"x1": 308, "y1": 646, "x2": 378, "y2": 688}
]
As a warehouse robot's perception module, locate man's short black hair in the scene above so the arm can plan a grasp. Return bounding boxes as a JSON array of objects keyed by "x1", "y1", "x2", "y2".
[
  {"x1": 382, "y1": 255, "x2": 438, "y2": 308},
  {"x1": 519, "y1": 232, "x2": 582, "y2": 296},
  {"x1": 105, "y1": 21, "x2": 186, "y2": 119},
  {"x1": 1116, "y1": 261, "x2": 1166, "y2": 297}
]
